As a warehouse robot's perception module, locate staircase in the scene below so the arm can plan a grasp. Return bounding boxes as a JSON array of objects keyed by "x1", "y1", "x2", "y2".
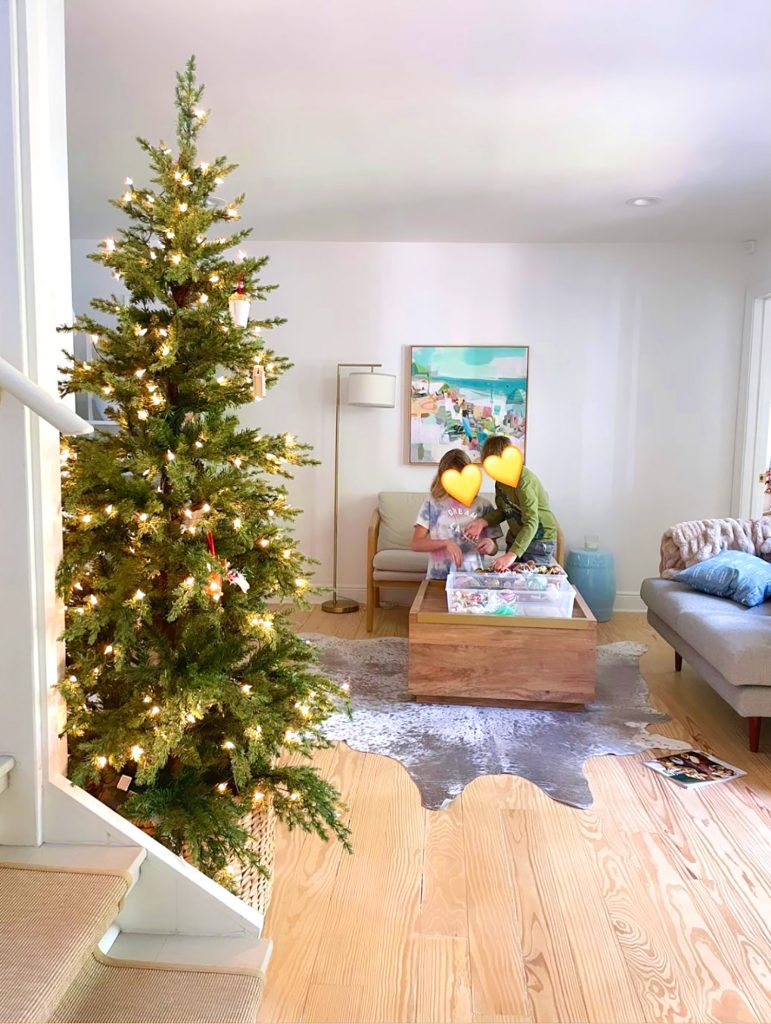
[{"x1": 0, "y1": 838, "x2": 271, "y2": 1024}]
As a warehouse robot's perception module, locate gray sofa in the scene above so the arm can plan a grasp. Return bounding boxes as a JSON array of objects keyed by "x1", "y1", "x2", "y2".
[{"x1": 641, "y1": 527, "x2": 771, "y2": 752}]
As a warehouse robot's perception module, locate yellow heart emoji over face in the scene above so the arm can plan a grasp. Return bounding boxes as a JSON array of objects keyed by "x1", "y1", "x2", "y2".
[
  {"x1": 483, "y1": 445, "x2": 524, "y2": 488},
  {"x1": 441, "y1": 464, "x2": 483, "y2": 507}
]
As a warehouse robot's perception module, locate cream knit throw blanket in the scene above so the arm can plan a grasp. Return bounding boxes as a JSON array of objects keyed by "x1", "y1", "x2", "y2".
[{"x1": 659, "y1": 517, "x2": 771, "y2": 578}]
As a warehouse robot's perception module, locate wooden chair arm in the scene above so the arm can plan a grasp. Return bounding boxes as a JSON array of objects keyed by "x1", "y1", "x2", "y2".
[{"x1": 367, "y1": 507, "x2": 381, "y2": 566}]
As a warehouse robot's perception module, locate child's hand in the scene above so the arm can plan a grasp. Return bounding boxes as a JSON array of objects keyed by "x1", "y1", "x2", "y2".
[
  {"x1": 464, "y1": 518, "x2": 488, "y2": 541},
  {"x1": 492, "y1": 552, "x2": 518, "y2": 572},
  {"x1": 476, "y1": 538, "x2": 496, "y2": 556},
  {"x1": 444, "y1": 541, "x2": 464, "y2": 567}
]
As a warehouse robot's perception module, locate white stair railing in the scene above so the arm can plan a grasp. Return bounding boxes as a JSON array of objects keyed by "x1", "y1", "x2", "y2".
[{"x1": 0, "y1": 355, "x2": 92, "y2": 435}]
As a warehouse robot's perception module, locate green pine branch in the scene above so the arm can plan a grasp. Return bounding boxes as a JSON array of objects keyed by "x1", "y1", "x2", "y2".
[{"x1": 56, "y1": 56, "x2": 351, "y2": 884}]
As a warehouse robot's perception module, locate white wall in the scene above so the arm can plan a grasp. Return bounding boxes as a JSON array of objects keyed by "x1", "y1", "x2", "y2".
[
  {"x1": 70, "y1": 240, "x2": 748, "y2": 609},
  {"x1": 1, "y1": 0, "x2": 74, "y2": 843}
]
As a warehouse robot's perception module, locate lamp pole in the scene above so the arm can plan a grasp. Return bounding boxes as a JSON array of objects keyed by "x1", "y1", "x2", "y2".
[{"x1": 322, "y1": 363, "x2": 383, "y2": 614}]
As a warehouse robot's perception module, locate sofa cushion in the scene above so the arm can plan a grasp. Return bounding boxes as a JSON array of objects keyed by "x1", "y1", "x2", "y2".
[
  {"x1": 640, "y1": 578, "x2": 734, "y2": 629},
  {"x1": 641, "y1": 578, "x2": 771, "y2": 687},
  {"x1": 677, "y1": 608, "x2": 771, "y2": 687},
  {"x1": 377, "y1": 490, "x2": 495, "y2": 551},
  {"x1": 676, "y1": 550, "x2": 771, "y2": 607},
  {"x1": 377, "y1": 493, "x2": 428, "y2": 551},
  {"x1": 373, "y1": 569, "x2": 427, "y2": 582},
  {"x1": 373, "y1": 549, "x2": 429, "y2": 573}
]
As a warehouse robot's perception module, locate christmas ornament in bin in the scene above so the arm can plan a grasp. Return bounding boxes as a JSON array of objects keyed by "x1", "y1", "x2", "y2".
[{"x1": 55, "y1": 56, "x2": 351, "y2": 911}]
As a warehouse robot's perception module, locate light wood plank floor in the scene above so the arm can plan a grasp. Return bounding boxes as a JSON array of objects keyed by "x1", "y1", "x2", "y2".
[{"x1": 259, "y1": 606, "x2": 771, "y2": 1024}]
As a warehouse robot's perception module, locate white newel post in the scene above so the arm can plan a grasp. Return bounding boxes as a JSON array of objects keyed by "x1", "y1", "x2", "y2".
[{"x1": 0, "y1": 0, "x2": 73, "y2": 844}]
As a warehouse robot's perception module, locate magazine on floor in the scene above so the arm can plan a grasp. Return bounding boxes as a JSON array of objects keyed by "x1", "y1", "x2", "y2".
[{"x1": 643, "y1": 750, "x2": 746, "y2": 789}]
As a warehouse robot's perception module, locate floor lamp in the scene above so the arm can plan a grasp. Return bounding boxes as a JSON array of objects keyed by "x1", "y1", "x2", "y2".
[{"x1": 322, "y1": 363, "x2": 396, "y2": 614}]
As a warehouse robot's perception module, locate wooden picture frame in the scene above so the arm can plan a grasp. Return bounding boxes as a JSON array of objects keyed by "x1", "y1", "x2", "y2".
[{"x1": 408, "y1": 345, "x2": 529, "y2": 465}]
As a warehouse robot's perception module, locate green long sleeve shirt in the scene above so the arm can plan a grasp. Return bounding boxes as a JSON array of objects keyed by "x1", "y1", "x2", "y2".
[{"x1": 483, "y1": 466, "x2": 558, "y2": 557}]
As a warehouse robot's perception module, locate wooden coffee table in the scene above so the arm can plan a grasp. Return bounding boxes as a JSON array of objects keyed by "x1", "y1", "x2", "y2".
[{"x1": 408, "y1": 579, "x2": 597, "y2": 707}]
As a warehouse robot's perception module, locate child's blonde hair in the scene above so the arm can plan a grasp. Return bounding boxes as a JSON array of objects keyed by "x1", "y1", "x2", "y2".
[{"x1": 430, "y1": 449, "x2": 471, "y2": 500}]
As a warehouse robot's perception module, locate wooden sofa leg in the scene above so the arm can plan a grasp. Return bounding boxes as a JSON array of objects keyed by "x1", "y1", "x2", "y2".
[
  {"x1": 674, "y1": 651, "x2": 683, "y2": 672},
  {"x1": 374, "y1": 585, "x2": 381, "y2": 609},
  {"x1": 366, "y1": 574, "x2": 375, "y2": 634},
  {"x1": 748, "y1": 717, "x2": 761, "y2": 753}
]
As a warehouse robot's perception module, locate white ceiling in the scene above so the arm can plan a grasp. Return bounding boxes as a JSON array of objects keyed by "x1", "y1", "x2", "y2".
[{"x1": 65, "y1": 0, "x2": 771, "y2": 242}]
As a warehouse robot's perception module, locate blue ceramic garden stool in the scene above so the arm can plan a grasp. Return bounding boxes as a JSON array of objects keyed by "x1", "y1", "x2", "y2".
[{"x1": 565, "y1": 549, "x2": 616, "y2": 622}]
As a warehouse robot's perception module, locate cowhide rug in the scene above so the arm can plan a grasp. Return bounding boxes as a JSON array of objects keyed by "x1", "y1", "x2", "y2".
[{"x1": 305, "y1": 635, "x2": 688, "y2": 809}]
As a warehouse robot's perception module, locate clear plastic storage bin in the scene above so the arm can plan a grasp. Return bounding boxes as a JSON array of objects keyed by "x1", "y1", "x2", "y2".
[{"x1": 445, "y1": 569, "x2": 576, "y2": 618}]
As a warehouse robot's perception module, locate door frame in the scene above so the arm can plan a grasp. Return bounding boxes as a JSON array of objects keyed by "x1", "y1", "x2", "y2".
[{"x1": 733, "y1": 276, "x2": 771, "y2": 518}]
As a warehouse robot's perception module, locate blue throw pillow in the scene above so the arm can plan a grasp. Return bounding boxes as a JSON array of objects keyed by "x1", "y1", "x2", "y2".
[{"x1": 676, "y1": 550, "x2": 771, "y2": 608}]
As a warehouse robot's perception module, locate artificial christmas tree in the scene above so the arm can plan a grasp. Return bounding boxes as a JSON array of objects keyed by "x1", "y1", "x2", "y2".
[{"x1": 57, "y1": 58, "x2": 350, "y2": 901}]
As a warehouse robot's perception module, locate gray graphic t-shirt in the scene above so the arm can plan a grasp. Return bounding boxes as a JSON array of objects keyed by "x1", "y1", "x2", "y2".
[{"x1": 415, "y1": 496, "x2": 502, "y2": 580}]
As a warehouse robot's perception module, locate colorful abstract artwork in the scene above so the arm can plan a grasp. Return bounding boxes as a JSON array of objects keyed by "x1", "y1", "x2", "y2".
[{"x1": 409, "y1": 346, "x2": 528, "y2": 464}]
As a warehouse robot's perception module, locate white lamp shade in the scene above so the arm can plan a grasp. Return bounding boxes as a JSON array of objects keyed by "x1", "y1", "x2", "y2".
[{"x1": 347, "y1": 371, "x2": 396, "y2": 408}]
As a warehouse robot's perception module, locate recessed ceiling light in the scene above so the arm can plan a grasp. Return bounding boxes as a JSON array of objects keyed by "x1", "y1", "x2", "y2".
[{"x1": 625, "y1": 196, "x2": 662, "y2": 207}]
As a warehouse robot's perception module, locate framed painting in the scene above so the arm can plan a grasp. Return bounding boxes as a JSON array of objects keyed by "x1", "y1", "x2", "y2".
[{"x1": 409, "y1": 345, "x2": 528, "y2": 465}]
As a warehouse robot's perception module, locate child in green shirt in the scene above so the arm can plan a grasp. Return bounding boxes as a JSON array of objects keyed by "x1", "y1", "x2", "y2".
[{"x1": 465, "y1": 435, "x2": 558, "y2": 568}]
